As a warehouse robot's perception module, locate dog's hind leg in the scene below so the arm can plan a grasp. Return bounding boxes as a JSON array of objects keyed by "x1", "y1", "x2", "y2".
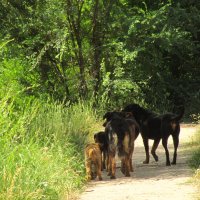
[
  {"x1": 85, "y1": 159, "x2": 92, "y2": 180},
  {"x1": 106, "y1": 154, "x2": 109, "y2": 172},
  {"x1": 151, "y1": 138, "x2": 161, "y2": 162},
  {"x1": 162, "y1": 136, "x2": 171, "y2": 166},
  {"x1": 110, "y1": 156, "x2": 116, "y2": 179},
  {"x1": 129, "y1": 144, "x2": 134, "y2": 172},
  {"x1": 97, "y1": 159, "x2": 103, "y2": 180},
  {"x1": 171, "y1": 133, "x2": 180, "y2": 165},
  {"x1": 171, "y1": 124, "x2": 180, "y2": 165},
  {"x1": 125, "y1": 156, "x2": 131, "y2": 177},
  {"x1": 121, "y1": 160, "x2": 125, "y2": 174},
  {"x1": 142, "y1": 137, "x2": 150, "y2": 164},
  {"x1": 107, "y1": 155, "x2": 112, "y2": 176}
]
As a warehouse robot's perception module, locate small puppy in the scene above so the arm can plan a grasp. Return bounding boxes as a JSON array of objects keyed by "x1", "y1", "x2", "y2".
[{"x1": 85, "y1": 143, "x2": 102, "y2": 181}]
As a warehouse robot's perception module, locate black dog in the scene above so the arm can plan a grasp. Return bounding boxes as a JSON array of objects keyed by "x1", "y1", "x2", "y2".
[
  {"x1": 123, "y1": 104, "x2": 184, "y2": 166},
  {"x1": 94, "y1": 131, "x2": 108, "y2": 170},
  {"x1": 103, "y1": 111, "x2": 139, "y2": 178}
]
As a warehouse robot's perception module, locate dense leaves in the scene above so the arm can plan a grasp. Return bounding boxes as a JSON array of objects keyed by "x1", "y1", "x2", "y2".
[{"x1": 1, "y1": 0, "x2": 200, "y2": 117}]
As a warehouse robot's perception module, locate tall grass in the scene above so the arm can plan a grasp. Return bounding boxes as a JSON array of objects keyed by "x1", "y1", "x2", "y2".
[
  {"x1": 189, "y1": 126, "x2": 200, "y2": 199},
  {"x1": 0, "y1": 94, "x2": 100, "y2": 199}
]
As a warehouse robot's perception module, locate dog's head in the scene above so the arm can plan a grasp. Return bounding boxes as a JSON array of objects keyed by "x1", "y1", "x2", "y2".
[
  {"x1": 103, "y1": 111, "x2": 119, "y2": 126},
  {"x1": 103, "y1": 111, "x2": 121, "y2": 120},
  {"x1": 94, "y1": 131, "x2": 106, "y2": 148},
  {"x1": 103, "y1": 111, "x2": 135, "y2": 127},
  {"x1": 123, "y1": 103, "x2": 141, "y2": 113}
]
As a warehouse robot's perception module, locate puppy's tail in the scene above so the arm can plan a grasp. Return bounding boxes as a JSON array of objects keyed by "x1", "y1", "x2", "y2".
[
  {"x1": 88, "y1": 148, "x2": 95, "y2": 158},
  {"x1": 171, "y1": 106, "x2": 185, "y2": 121}
]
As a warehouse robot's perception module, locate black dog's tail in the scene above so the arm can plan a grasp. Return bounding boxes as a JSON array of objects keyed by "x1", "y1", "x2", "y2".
[
  {"x1": 117, "y1": 133, "x2": 130, "y2": 158},
  {"x1": 118, "y1": 148, "x2": 126, "y2": 158},
  {"x1": 171, "y1": 106, "x2": 185, "y2": 121},
  {"x1": 117, "y1": 142, "x2": 126, "y2": 158}
]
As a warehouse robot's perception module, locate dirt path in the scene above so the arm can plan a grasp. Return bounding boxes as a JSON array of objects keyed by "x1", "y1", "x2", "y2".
[{"x1": 79, "y1": 124, "x2": 199, "y2": 200}]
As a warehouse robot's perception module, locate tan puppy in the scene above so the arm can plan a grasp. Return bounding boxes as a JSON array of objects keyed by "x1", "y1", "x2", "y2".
[{"x1": 85, "y1": 143, "x2": 102, "y2": 181}]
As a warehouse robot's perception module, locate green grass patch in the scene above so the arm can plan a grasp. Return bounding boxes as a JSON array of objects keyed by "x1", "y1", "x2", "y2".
[
  {"x1": 0, "y1": 142, "x2": 85, "y2": 200},
  {"x1": 188, "y1": 126, "x2": 200, "y2": 198},
  {"x1": 189, "y1": 127, "x2": 200, "y2": 168},
  {"x1": 0, "y1": 95, "x2": 100, "y2": 199}
]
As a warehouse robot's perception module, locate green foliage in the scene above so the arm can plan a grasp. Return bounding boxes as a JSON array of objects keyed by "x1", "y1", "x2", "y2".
[
  {"x1": 189, "y1": 127, "x2": 200, "y2": 169},
  {"x1": 0, "y1": 49, "x2": 99, "y2": 199},
  {"x1": 1, "y1": 1, "x2": 200, "y2": 116},
  {"x1": 1, "y1": 1, "x2": 200, "y2": 198}
]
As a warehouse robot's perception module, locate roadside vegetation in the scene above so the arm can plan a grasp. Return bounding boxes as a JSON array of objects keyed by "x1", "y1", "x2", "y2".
[
  {"x1": 189, "y1": 122, "x2": 200, "y2": 198},
  {"x1": 1, "y1": 0, "x2": 200, "y2": 199},
  {"x1": 0, "y1": 95, "x2": 101, "y2": 199}
]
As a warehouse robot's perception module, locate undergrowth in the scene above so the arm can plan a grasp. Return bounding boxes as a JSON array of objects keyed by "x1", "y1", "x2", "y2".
[
  {"x1": 0, "y1": 94, "x2": 100, "y2": 200},
  {"x1": 189, "y1": 126, "x2": 200, "y2": 199}
]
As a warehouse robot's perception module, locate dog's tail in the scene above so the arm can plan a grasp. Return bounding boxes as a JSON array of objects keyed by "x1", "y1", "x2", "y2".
[
  {"x1": 171, "y1": 106, "x2": 185, "y2": 121},
  {"x1": 117, "y1": 133, "x2": 129, "y2": 158},
  {"x1": 117, "y1": 144, "x2": 126, "y2": 158}
]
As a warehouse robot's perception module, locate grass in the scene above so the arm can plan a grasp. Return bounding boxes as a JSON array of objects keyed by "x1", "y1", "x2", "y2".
[
  {"x1": 188, "y1": 126, "x2": 200, "y2": 199},
  {"x1": 0, "y1": 95, "x2": 101, "y2": 200}
]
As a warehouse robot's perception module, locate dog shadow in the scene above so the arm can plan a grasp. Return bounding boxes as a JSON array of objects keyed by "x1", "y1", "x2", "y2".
[{"x1": 88, "y1": 139, "x2": 192, "y2": 185}]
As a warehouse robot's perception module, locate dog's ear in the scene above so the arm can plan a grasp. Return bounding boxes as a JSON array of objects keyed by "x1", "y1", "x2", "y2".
[
  {"x1": 120, "y1": 111, "x2": 132, "y2": 118},
  {"x1": 125, "y1": 112, "x2": 133, "y2": 118},
  {"x1": 103, "y1": 121, "x2": 107, "y2": 127}
]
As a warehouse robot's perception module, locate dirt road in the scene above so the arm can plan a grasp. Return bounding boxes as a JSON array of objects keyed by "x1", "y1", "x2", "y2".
[{"x1": 79, "y1": 124, "x2": 199, "y2": 200}]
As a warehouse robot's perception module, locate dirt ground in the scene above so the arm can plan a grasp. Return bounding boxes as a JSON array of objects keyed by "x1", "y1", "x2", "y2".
[{"x1": 79, "y1": 124, "x2": 199, "y2": 200}]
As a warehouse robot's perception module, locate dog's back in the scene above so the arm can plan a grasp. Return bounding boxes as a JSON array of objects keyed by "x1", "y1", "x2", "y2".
[{"x1": 123, "y1": 104, "x2": 161, "y2": 139}]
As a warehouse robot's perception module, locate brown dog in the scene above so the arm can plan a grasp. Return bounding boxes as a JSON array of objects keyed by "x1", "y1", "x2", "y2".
[{"x1": 85, "y1": 143, "x2": 102, "y2": 181}]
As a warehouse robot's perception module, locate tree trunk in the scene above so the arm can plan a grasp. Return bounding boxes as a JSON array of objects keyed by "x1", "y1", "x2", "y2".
[{"x1": 66, "y1": 0, "x2": 88, "y2": 98}]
